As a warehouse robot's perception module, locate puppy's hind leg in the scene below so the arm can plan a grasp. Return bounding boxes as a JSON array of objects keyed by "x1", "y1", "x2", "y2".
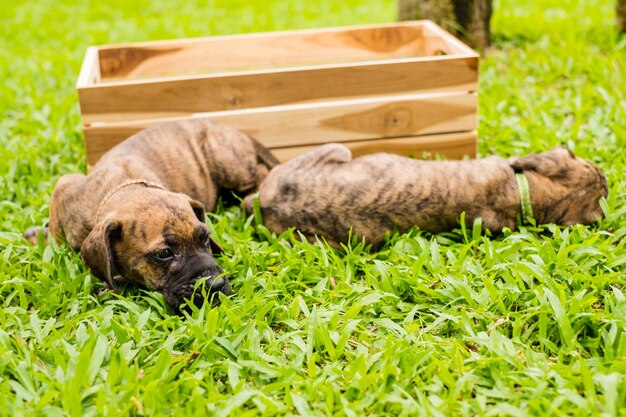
[
  {"x1": 49, "y1": 173, "x2": 91, "y2": 250},
  {"x1": 24, "y1": 226, "x2": 48, "y2": 245},
  {"x1": 207, "y1": 129, "x2": 279, "y2": 193},
  {"x1": 24, "y1": 173, "x2": 88, "y2": 250}
]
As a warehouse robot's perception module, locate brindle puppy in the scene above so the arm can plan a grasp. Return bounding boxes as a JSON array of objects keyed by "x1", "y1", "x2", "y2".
[
  {"x1": 247, "y1": 144, "x2": 607, "y2": 246},
  {"x1": 26, "y1": 119, "x2": 278, "y2": 311}
]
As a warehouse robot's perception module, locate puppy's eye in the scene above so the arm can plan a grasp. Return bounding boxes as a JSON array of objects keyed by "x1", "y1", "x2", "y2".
[
  {"x1": 203, "y1": 233, "x2": 212, "y2": 248},
  {"x1": 154, "y1": 248, "x2": 174, "y2": 262}
]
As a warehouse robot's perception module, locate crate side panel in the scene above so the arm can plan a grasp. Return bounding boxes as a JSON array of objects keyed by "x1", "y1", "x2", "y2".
[
  {"x1": 79, "y1": 57, "x2": 478, "y2": 124},
  {"x1": 98, "y1": 24, "x2": 428, "y2": 81},
  {"x1": 77, "y1": 47, "x2": 101, "y2": 88},
  {"x1": 82, "y1": 92, "x2": 476, "y2": 165},
  {"x1": 213, "y1": 92, "x2": 477, "y2": 147},
  {"x1": 422, "y1": 21, "x2": 479, "y2": 56},
  {"x1": 85, "y1": 127, "x2": 476, "y2": 167},
  {"x1": 271, "y1": 131, "x2": 477, "y2": 161}
]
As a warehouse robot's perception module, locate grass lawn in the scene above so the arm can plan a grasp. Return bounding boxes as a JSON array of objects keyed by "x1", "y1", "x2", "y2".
[{"x1": 1, "y1": 0, "x2": 626, "y2": 415}]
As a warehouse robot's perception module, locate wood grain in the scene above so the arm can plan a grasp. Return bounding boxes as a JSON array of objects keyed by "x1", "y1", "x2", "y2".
[
  {"x1": 421, "y1": 20, "x2": 479, "y2": 55},
  {"x1": 83, "y1": 92, "x2": 476, "y2": 165},
  {"x1": 79, "y1": 21, "x2": 479, "y2": 169},
  {"x1": 76, "y1": 47, "x2": 101, "y2": 87},
  {"x1": 271, "y1": 131, "x2": 477, "y2": 161},
  {"x1": 98, "y1": 23, "x2": 431, "y2": 80},
  {"x1": 79, "y1": 56, "x2": 478, "y2": 124},
  {"x1": 86, "y1": 131, "x2": 475, "y2": 172}
]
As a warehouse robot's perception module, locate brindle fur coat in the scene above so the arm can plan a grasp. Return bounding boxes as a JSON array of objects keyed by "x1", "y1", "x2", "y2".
[{"x1": 248, "y1": 144, "x2": 607, "y2": 246}]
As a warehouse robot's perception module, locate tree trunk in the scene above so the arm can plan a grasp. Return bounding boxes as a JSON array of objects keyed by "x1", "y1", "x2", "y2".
[
  {"x1": 618, "y1": 0, "x2": 626, "y2": 33},
  {"x1": 397, "y1": 0, "x2": 493, "y2": 50}
]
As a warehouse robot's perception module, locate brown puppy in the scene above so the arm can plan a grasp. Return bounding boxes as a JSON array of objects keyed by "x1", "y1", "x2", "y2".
[
  {"x1": 27, "y1": 119, "x2": 278, "y2": 311},
  {"x1": 247, "y1": 144, "x2": 607, "y2": 246}
]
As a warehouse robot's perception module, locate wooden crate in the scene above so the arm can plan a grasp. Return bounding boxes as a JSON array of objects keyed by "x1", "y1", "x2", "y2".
[{"x1": 77, "y1": 21, "x2": 479, "y2": 166}]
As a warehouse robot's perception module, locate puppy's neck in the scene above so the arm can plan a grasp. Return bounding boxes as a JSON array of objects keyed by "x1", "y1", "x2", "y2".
[
  {"x1": 517, "y1": 170, "x2": 570, "y2": 226},
  {"x1": 95, "y1": 180, "x2": 165, "y2": 224}
]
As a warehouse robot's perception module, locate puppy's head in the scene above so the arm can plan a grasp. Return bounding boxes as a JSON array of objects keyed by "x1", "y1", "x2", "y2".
[
  {"x1": 510, "y1": 147, "x2": 608, "y2": 226},
  {"x1": 81, "y1": 189, "x2": 230, "y2": 312}
]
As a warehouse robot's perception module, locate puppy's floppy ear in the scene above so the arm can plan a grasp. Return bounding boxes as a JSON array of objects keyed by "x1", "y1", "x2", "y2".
[
  {"x1": 81, "y1": 220, "x2": 122, "y2": 290},
  {"x1": 188, "y1": 198, "x2": 206, "y2": 223},
  {"x1": 208, "y1": 237, "x2": 224, "y2": 255},
  {"x1": 509, "y1": 154, "x2": 541, "y2": 173},
  {"x1": 510, "y1": 147, "x2": 574, "y2": 179},
  {"x1": 304, "y1": 144, "x2": 351, "y2": 169},
  {"x1": 188, "y1": 198, "x2": 223, "y2": 253}
]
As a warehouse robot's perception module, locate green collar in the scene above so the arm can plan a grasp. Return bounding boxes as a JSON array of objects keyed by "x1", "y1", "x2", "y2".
[{"x1": 515, "y1": 173, "x2": 534, "y2": 224}]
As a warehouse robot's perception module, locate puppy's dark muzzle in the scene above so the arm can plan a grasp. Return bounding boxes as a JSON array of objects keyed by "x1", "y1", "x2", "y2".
[{"x1": 163, "y1": 264, "x2": 231, "y2": 312}]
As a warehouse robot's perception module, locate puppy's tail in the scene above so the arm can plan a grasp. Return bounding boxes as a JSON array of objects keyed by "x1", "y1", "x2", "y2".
[{"x1": 24, "y1": 226, "x2": 49, "y2": 245}]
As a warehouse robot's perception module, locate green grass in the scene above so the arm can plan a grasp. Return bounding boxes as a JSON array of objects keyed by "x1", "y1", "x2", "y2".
[{"x1": 1, "y1": 0, "x2": 626, "y2": 415}]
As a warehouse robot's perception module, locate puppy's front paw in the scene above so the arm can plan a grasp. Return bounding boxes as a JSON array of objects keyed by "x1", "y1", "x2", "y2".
[
  {"x1": 24, "y1": 226, "x2": 48, "y2": 245},
  {"x1": 243, "y1": 193, "x2": 257, "y2": 215}
]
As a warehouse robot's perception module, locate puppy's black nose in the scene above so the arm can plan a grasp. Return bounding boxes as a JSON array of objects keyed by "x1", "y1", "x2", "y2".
[{"x1": 208, "y1": 276, "x2": 230, "y2": 294}]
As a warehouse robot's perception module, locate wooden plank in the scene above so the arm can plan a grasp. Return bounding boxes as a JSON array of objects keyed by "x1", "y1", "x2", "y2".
[
  {"x1": 76, "y1": 46, "x2": 101, "y2": 88},
  {"x1": 96, "y1": 21, "x2": 434, "y2": 53},
  {"x1": 98, "y1": 23, "x2": 431, "y2": 80},
  {"x1": 83, "y1": 92, "x2": 476, "y2": 166},
  {"x1": 421, "y1": 20, "x2": 479, "y2": 56},
  {"x1": 271, "y1": 131, "x2": 477, "y2": 161},
  {"x1": 86, "y1": 130, "x2": 476, "y2": 170},
  {"x1": 78, "y1": 56, "x2": 478, "y2": 124}
]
